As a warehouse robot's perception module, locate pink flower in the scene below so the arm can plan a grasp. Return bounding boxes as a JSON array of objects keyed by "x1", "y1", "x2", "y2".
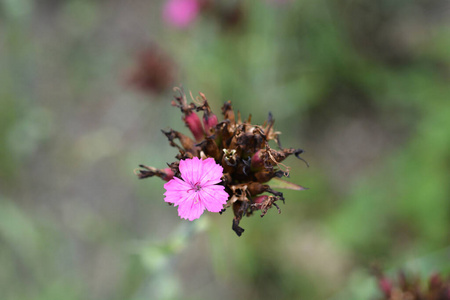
[
  {"x1": 163, "y1": 0, "x2": 200, "y2": 29},
  {"x1": 163, "y1": 157, "x2": 229, "y2": 221}
]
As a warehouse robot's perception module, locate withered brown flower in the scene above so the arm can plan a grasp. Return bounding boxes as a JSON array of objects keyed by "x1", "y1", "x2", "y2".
[
  {"x1": 127, "y1": 45, "x2": 176, "y2": 95},
  {"x1": 135, "y1": 88, "x2": 308, "y2": 236},
  {"x1": 375, "y1": 270, "x2": 450, "y2": 300}
]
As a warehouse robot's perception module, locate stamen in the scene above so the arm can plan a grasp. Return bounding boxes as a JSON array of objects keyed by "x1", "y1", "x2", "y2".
[{"x1": 188, "y1": 182, "x2": 202, "y2": 193}]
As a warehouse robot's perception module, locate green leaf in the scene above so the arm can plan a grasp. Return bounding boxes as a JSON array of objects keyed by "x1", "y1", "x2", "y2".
[{"x1": 268, "y1": 177, "x2": 308, "y2": 191}]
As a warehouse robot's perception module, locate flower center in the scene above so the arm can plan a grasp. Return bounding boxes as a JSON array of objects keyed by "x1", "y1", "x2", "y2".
[
  {"x1": 187, "y1": 182, "x2": 202, "y2": 193},
  {"x1": 193, "y1": 182, "x2": 202, "y2": 192},
  {"x1": 190, "y1": 183, "x2": 202, "y2": 204}
]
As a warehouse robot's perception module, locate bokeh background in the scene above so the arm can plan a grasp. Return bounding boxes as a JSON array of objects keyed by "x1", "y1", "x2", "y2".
[{"x1": 1, "y1": 0, "x2": 450, "y2": 299}]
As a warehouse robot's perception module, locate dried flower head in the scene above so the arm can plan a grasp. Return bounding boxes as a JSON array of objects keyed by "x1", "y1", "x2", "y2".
[
  {"x1": 136, "y1": 88, "x2": 308, "y2": 236},
  {"x1": 127, "y1": 45, "x2": 176, "y2": 95},
  {"x1": 374, "y1": 270, "x2": 450, "y2": 300}
]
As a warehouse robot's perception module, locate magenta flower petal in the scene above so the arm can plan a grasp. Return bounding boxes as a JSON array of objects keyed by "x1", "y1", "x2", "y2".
[
  {"x1": 177, "y1": 198, "x2": 205, "y2": 221},
  {"x1": 179, "y1": 157, "x2": 201, "y2": 184},
  {"x1": 164, "y1": 157, "x2": 229, "y2": 221},
  {"x1": 163, "y1": 0, "x2": 200, "y2": 29},
  {"x1": 163, "y1": 177, "x2": 192, "y2": 205},
  {"x1": 197, "y1": 158, "x2": 224, "y2": 185},
  {"x1": 198, "y1": 185, "x2": 228, "y2": 212}
]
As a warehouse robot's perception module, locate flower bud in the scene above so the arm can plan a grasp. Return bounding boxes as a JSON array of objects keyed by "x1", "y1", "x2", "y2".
[
  {"x1": 161, "y1": 168, "x2": 175, "y2": 181},
  {"x1": 135, "y1": 165, "x2": 174, "y2": 181},
  {"x1": 196, "y1": 94, "x2": 219, "y2": 135},
  {"x1": 429, "y1": 273, "x2": 443, "y2": 290},
  {"x1": 378, "y1": 277, "x2": 392, "y2": 298},
  {"x1": 252, "y1": 195, "x2": 269, "y2": 205},
  {"x1": 203, "y1": 112, "x2": 218, "y2": 135},
  {"x1": 251, "y1": 150, "x2": 265, "y2": 170},
  {"x1": 184, "y1": 111, "x2": 204, "y2": 142},
  {"x1": 251, "y1": 195, "x2": 281, "y2": 216}
]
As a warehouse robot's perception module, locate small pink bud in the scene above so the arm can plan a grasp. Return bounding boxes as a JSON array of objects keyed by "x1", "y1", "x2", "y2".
[
  {"x1": 203, "y1": 113, "x2": 218, "y2": 135},
  {"x1": 252, "y1": 195, "x2": 269, "y2": 205},
  {"x1": 251, "y1": 150, "x2": 264, "y2": 170},
  {"x1": 196, "y1": 93, "x2": 217, "y2": 135},
  {"x1": 161, "y1": 168, "x2": 175, "y2": 181},
  {"x1": 378, "y1": 277, "x2": 392, "y2": 297},
  {"x1": 184, "y1": 111, "x2": 204, "y2": 142},
  {"x1": 251, "y1": 195, "x2": 281, "y2": 216},
  {"x1": 429, "y1": 273, "x2": 446, "y2": 296},
  {"x1": 135, "y1": 165, "x2": 175, "y2": 182}
]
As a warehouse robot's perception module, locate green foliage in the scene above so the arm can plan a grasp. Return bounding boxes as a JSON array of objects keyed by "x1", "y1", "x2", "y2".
[{"x1": 1, "y1": 0, "x2": 450, "y2": 299}]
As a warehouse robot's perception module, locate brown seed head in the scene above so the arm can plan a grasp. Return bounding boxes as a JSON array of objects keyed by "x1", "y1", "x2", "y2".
[{"x1": 136, "y1": 89, "x2": 308, "y2": 236}]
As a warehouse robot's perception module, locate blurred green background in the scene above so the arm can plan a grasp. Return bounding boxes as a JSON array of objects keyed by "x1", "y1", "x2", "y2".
[{"x1": 1, "y1": 0, "x2": 450, "y2": 299}]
